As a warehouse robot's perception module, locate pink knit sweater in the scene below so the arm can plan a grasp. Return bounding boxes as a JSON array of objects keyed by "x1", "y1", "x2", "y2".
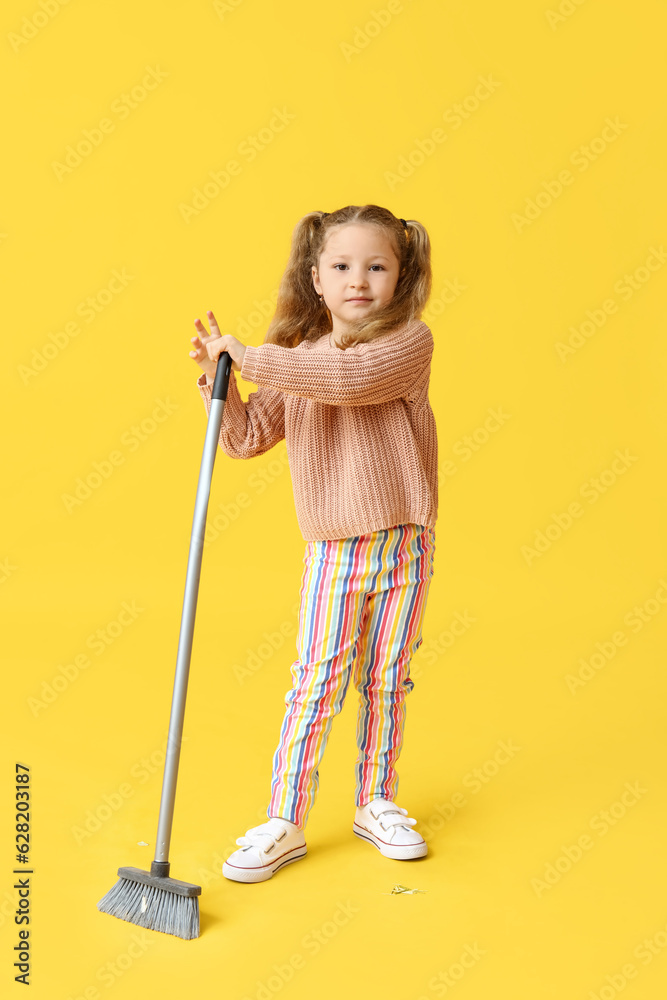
[{"x1": 196, "y1": 316, "x2": 438, "y2": 541}]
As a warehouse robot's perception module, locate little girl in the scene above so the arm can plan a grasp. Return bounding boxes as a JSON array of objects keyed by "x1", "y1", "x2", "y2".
[{"x1": 188, "y1": 204, "x2": 438, "y2": 882}]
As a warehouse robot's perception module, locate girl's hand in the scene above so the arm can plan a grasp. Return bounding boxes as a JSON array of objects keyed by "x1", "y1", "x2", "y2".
[{"x1": 188, "y1": 310, "x2": 247, "y2": 379}]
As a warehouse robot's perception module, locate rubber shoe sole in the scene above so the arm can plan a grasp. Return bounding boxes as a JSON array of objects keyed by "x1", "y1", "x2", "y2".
[
  {"x1": 353, "y1": 822, "x2": 427, "y2": 860},
  {"x1": 222, "y1": 844, "x2": 307, "y2": 883}
]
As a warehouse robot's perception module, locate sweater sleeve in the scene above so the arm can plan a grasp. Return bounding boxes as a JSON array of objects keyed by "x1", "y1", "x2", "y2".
[
  {"x1": 196, "y1": 368, "x2": 285, "y2": 459},
  {"x1": 239, "y1": 319, "x2": 433, "y2": 406}
]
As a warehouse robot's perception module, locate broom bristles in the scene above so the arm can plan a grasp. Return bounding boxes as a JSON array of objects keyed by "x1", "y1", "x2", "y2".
[{"x1": 97, "y1": 875, "x2": 200, "y2": 940}]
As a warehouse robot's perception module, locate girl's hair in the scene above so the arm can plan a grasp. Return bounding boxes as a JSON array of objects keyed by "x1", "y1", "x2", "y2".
[{"x1": 263, "y1": 204, "x2": 432, "y2": 350}]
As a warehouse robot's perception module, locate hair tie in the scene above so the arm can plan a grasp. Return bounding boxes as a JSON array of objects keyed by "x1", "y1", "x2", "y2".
[{"x1": 321, "y1": 212, "x2": 330, "y2": 218}]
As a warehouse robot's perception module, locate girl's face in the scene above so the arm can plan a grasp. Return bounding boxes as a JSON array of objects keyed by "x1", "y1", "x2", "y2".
[{"x1": 312, "y1": 223, "x2": 401, "y2": 331}]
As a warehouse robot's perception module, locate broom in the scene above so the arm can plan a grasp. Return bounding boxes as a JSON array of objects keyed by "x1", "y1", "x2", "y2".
[{"x1": 97, "y1": 349, "x2": 233, "y2": 940}]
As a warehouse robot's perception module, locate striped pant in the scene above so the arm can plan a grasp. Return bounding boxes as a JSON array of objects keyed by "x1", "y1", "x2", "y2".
[{"x1": 267, "y1": 522, "x2": 436, "y2": 829}]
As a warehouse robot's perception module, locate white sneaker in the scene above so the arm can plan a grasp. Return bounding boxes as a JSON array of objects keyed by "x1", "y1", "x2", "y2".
[
  {"x1": 353, "y1": 799, "x2": 427, "y2": 860},
  {"x1": 222, "y1": 816, "x2": 307, "y2": 883}
]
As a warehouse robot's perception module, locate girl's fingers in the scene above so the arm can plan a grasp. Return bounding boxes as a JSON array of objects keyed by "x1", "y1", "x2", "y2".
[
  {"x1": 207, "y1": 339, "x2": 227, "y2": 362},
  {"x1": 195, "y1": 315, "x2": 221, "y2": 343},
  {"x1": 206, "y1": 309, "x2": 221, "y2": 336},
  {"x1": 194, "y1": 317, "x2": 209, "y2": 338}
]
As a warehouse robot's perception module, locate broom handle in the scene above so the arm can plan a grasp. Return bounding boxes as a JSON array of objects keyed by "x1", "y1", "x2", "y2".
[{"x1": 154, "y1": 351, "x2": 233, "y2": 865}]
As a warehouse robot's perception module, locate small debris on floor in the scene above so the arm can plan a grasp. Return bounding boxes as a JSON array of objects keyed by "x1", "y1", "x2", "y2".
[
  {"x1": 137, "y1": 841, "x2": 149, "y2": 846},
  {"x1": 383, "y1": 883, "x2": 427, "y2": 895}
]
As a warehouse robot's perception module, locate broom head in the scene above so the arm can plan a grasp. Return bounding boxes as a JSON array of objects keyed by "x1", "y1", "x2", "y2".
[{"x1": 97, "y1": 862, "x2": 201, "y2": 940}]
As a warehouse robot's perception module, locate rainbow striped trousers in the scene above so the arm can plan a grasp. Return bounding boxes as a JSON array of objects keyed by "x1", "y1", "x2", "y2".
[{"x1": 267, "y1": 522, "x2": 436, "y2": 829}]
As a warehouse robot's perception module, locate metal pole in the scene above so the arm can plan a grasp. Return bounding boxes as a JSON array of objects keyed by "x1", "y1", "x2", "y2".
[{"x1": 153, "y1": 353, "x2": 232, "y2": 864}]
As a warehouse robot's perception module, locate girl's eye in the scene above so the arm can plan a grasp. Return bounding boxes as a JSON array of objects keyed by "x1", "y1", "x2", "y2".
[{"x1": 333, "y1": 264, "x2": 384, "y2": 271}]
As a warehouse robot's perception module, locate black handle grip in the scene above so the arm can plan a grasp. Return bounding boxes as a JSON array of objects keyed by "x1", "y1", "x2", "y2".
[{"x1": 211, "y1": 351, "x2": 233, "y2": 401}]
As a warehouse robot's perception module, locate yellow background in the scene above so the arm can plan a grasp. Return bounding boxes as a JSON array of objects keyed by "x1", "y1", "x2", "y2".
[{"x1": 2, "y1": 0, "x2": 666, "y2": 997}]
